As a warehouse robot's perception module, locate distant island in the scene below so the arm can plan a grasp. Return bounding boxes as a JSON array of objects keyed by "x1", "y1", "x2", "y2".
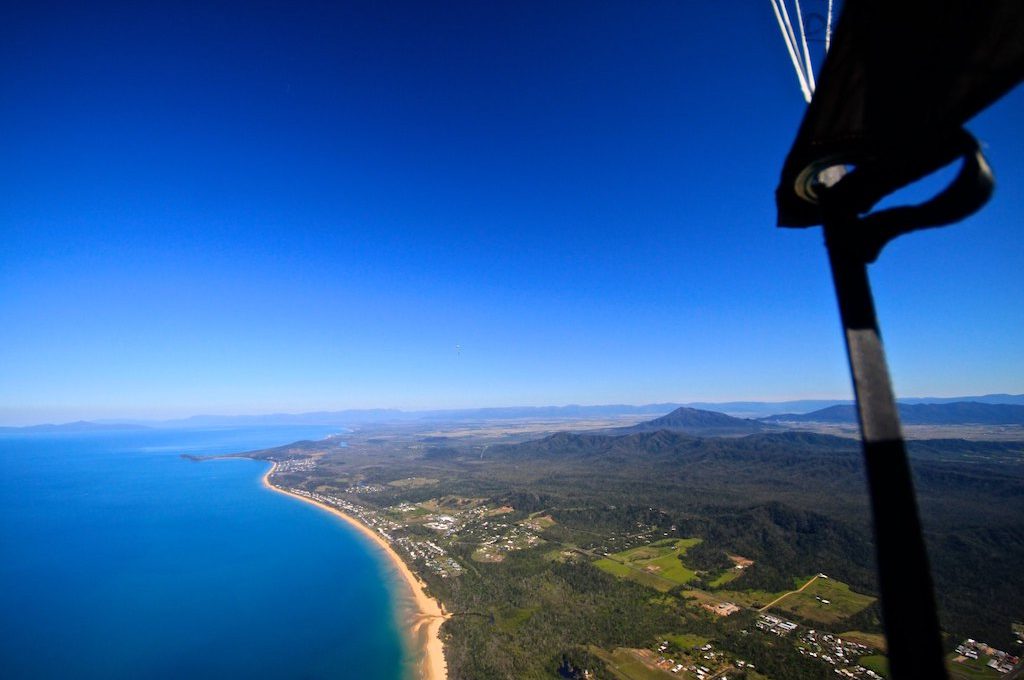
[{"x1": 0, "y1": 420, "x2": 151, "y2": 434}]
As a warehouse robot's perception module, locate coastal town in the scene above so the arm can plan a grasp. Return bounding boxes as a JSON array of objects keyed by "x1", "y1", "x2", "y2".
[
  {"x1": 264, "y1": 456, "x2": 1022, "y2": 680},
  {"x1": 268, "y1": 463, "x2": 544, "y2": 580}
]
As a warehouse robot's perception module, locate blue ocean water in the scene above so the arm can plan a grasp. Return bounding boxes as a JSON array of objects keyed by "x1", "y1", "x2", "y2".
[{"x1": 0, "y1": 426, "x2": 406, "y2": 679}]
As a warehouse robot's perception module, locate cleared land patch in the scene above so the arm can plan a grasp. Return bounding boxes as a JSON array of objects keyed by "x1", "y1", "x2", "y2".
[
  {"x1": 768, "y1": 577, "x2": 875, "y2": 624},
  {"x1": 521, "y1": 512, "x2": 556, "y2": 531},
  {"x1": 715, "y1": 585, "x2": 794, "y2": 609},
  {"x1": 386, "y1": 503, "x2": 431, "y2": 520},
  {"x1": 419, "y1": 495, "x2": 483, "y2": 512},
  {"x1": 387, "y1": 476, "x2": 438, "y2": 488},
  {"x1": 663, "y1": 633, "x2": 710, "y2": 650},
  {"x1": 595, "y1": 538, "x2": 701, "y2": 592},
  {"x1": 859, "y1": 654, "x2": 890, "y2": 677},
  {"x1": 839, "y1": 630, "x2": 887, "y2": 652},
  {"x1": 947, "y1": 652, "x2": 1012, "y2": 680},
  {"x1": 591, "y1": 647, "x2": 679, "y2": 680},
  {"x1": 707, "y1": 567, "x2": 742, "y2": 588},
  {"x1": 495, "y1": 606, "x2": 538, "y2": 634},
  {"x1": 680, "y1": 589, "x2": 736, "y2": 608}
]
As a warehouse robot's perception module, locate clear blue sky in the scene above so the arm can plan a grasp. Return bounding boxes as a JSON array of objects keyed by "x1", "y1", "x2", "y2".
[{"x1": 2, "y1": 1, "x2": 1021, "y2": 425}]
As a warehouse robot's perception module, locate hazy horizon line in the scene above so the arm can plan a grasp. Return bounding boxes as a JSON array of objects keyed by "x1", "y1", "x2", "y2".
[{"x1": 4, "y1": 392, "x2": 1024, "y2": 428}]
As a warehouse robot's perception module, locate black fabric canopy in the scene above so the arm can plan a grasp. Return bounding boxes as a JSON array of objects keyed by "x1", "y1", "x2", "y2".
[
  {"x1": 773, "y1": 4, "x2": 1023, "y2": 678},
  {"x1": 776, "y1": 0, "x2": 1024, "y2": 228}
]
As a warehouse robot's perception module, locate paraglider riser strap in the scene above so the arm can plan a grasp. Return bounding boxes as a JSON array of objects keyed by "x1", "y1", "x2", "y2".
[{"x1": 818, "y1": 128, "x2": 994, "y2": 263}]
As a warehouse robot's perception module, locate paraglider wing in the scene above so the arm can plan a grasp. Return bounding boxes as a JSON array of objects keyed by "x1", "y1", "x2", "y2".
[
  {"x1": 770, "y1": 3, "x2": 1023, "y2": 679},
  {"x1": 776, "y1": 0, "x2": 1024, "y2": 228}
]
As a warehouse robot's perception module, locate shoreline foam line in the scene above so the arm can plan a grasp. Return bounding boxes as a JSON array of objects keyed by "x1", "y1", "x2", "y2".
[{"x1": 261, "y1": 463, "x2": 450, "y2": 680}]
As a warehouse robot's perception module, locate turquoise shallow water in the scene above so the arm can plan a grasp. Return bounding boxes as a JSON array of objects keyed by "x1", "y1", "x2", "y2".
[{"x1": 0, "y1": 426, "x2": 405, "y2": 679}]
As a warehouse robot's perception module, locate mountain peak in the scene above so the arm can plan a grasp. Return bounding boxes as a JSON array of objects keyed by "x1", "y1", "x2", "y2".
[{"x1": 621, "y1": 407, "x2": 767, "y2": 435}]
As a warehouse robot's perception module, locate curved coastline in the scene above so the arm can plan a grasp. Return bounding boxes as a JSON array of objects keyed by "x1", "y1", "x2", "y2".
[{"x1": 261, "y1": 463, "x2": 449, "y2": 680}]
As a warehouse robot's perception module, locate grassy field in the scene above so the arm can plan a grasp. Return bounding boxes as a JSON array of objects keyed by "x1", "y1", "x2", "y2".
[
  {"x1": 418, "y1": 495, "x2": 481, "y2": 512},
  {"x1": 679, "y1": 589, "x2": 732, "y2": 607},
  {"x1": 838, "y1": 630, "x2": 886, "y2": 651},
  {"x1": 594, "y1": 538, "x2": 700, "y2": 592},
  {"x1": 715, "y1": 585, "x2": 794, "y2": 609},
  {"x1": 591, "y1": 647, "x2": 675, "y2": 680},
  {"x1": 543, "y1": 547, "x2": 577, "y2": 562},
  {"x1": 495, "y1": 606, "x2": 538, "y2": 634},
  {"x1": 707, "y1": 567, "x2": 742, "y2": 588},
  {"x1": 663, "y1": 633, "x2": 710, "y2": 650},
  {"x1": 387, "y1": 476, "x2": 439, "y2": 488},
  {"x1": 769, "y1": 577, "x2": 875, "y2": 624},
  {"x1": 837, "y1": 644, "x2": 1005, "y2": 680},
  {"x1": 859, "y1": 654, "x2": 889, "y2": 677},
  {"x1": 594, "y1": 558, "x2": 678, "y2": 591},
  {"x1": 522, "y1": 512, "x2": 556, "y2": 530},
  {"x1": 386, "y1": 505, "x2": 431, "y2": 519},
  {"x1": 947, "y1": 654, "x2": 1006, "y2": 680},
  {"x1": 716, "y1": 575, "x2": 873, "y2": 623}
]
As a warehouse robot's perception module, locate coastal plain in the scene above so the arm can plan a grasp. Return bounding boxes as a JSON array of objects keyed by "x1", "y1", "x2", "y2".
[{"x1": 233, "y1": 408, "x2": 1024, "y2": 679}]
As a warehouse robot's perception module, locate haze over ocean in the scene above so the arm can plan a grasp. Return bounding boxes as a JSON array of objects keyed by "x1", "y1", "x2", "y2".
[{"x1": 0, "y1": 426, "x2": 406, "y2": 680}]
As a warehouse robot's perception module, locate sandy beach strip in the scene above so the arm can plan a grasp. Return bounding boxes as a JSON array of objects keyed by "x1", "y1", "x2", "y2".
[{"x1": 262, "y1": 463, "x2": 450, "y2": 680}]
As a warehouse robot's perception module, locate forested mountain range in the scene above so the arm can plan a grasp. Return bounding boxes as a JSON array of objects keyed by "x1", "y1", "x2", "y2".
[
  {"x1": 614, "y1": 407, "x2": 768, "y2": 435},
  {"x1": 245, "y1": 421, "x2": 1024, "y2": 654},
  {"x1": 763, "y1": 401, "x2": 1024, "y2": 425}
]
